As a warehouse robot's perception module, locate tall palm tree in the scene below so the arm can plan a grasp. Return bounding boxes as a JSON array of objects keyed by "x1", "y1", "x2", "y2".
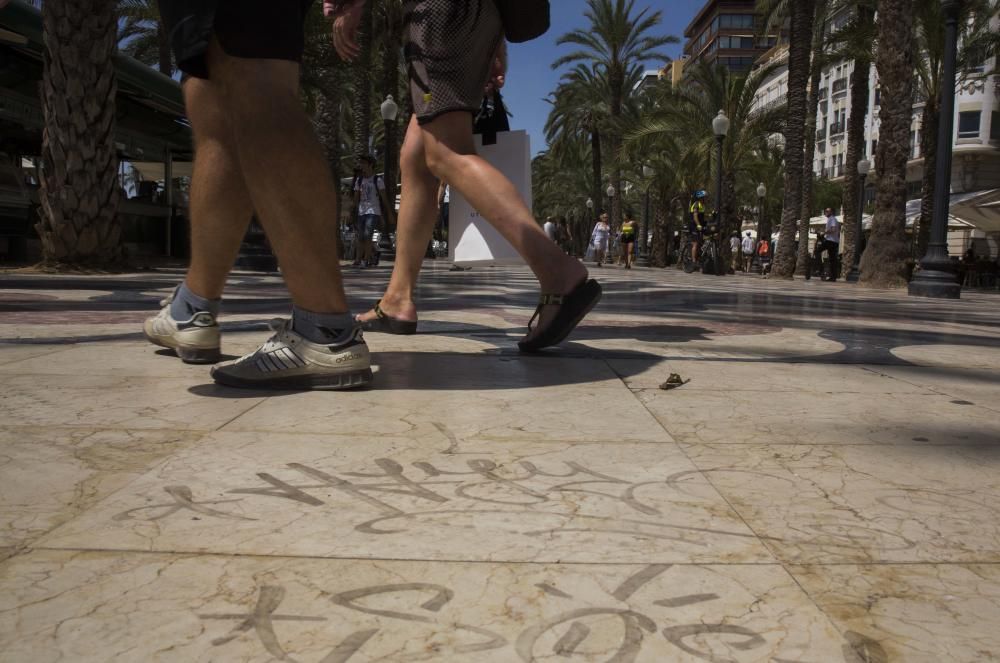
[
  {"x1": 36, "y1": 0, "x2": 123, "y2": 267},
  {"x1": 377, "y1": 0, "x2": 405, "y2": 217},
  {"x1": 546, "y1": 65, "x2": 615, "y2": 216},
  {"x1": 352, "y1": 0, "x2": 375, "y2": 162},
  {"x1": 628, "y1": 61, "x2": 785, "y2": 265},
  {"x1": 825, "y1": 0, "x2": 877, "y2": 278},
  {"x1": 858, "y1": 0, "x2": 917, "y2": 287},
  {"x1": 117, "y1": 0, "x2": 172, "y2": 75},
  {"x1": 553, "y1": 0, "x2": 676, "y2": 228},
  {"x1": 913, "y1": 0, "x2": 999, "y2": 256},
  {"x1": 796, "y1": 0, "x2": 830, "y2": 276},
  {"x1": 768, "y1": 0, "x2": 817, "y2": 279}
]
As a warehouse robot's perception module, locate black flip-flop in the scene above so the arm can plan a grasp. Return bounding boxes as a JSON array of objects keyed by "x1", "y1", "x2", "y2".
[
  {"x1": 518, "y1": 279, "x2": 602, "y2": 353},
  {"x1": 356, "y1": 301, "x2": 418, "y2": 335}
]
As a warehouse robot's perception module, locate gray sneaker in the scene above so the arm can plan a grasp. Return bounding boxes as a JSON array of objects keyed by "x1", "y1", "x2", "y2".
[
  {"x1": 143, "y1": 292, "x2": 221, "y2": 364},
  {"x1": 211, "y1": 318, "x2": 373, "y2": 390}
]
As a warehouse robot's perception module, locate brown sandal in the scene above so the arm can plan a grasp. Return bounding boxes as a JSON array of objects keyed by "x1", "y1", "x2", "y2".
[
  {"x1": 518, "y1": 279, "x2": 602, "y2": 352},
  {"x1": 356, "y1": 300, "x2": 418, "y2": 335}
]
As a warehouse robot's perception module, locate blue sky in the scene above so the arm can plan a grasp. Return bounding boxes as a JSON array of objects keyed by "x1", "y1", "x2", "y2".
[{"x1": 502, "y1": 0, "x2": 709, "y2": 157}]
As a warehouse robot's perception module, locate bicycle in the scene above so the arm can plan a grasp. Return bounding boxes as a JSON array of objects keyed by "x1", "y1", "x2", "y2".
[{"x1": 698, "y1": 222, "x2": 724, "y2": 276}]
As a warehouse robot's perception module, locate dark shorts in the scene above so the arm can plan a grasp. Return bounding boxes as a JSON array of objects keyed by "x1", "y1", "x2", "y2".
[
  {"x1": 404, "y1": 0, "x2": 504, "y2": 125},
  {"x1": 157, "y1": 0, "x2": 314, "y2": 79},
  {"x1": 356, "y1": 214, "x2": 381, "y2": 241}
]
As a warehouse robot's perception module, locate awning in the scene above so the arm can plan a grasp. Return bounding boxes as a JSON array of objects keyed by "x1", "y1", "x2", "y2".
[
  {"x1": 950, "y1": 189, "x2": 1000, "y2": 233},
  {"x1": 130, "y1": 160, "x2": 194, "y2": 181}
]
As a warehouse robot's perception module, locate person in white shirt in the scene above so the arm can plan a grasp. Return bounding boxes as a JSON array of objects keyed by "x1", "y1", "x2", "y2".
[
  {"x1": 729, "y1": 233, "x2": 741, "y2": 272},
  {"x1": 822, "y1": 207, "x2": 841, "y2": 281},
  {"x1": 353, "y1": 155, "x2": 395, "y2": 268},
  {"x1": 543, "y1": 217, "x2": 557, "y2": 242},
  {"x1": 741, "y1": 231, "x2": 755, "y2": 272}
]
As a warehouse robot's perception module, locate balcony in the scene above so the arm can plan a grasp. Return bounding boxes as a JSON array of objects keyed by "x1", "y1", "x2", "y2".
[
  {"x1": 832, "y1": 78, "x2": 848, "y2": 95},
  {"x1": 816, "y1": 126, "x2": 827, "y2": 141},
  {"x1": 829, "y1": 122, "x2": 846, "y2": 136}
]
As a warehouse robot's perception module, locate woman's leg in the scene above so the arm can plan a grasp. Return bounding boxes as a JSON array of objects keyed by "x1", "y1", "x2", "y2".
[
  {"x1": 420, "y1": 112, "x2": 587, "y2": 339},
  {"x1": 357, "y1": 115, "x2": 440, "y2": 323}
]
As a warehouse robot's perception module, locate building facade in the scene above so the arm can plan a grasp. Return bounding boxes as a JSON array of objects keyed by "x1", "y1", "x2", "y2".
[{"x1": 684, "y1": 0, "x2": 778, "y2": 73}]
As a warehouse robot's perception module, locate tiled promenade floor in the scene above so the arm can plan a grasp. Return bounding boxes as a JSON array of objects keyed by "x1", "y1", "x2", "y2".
[{"x1": 1, "y1": 261, "x2": 999, "y2": 662}]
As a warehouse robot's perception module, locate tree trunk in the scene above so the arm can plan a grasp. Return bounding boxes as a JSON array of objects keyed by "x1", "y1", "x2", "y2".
[
  {"x1": 719, "y1": 170, "x2": 737, "y2": 271},
  {"x1": 773, "y1": 0, "x2": 816, "y2": 278},
  {"x1": 841, "y1": 50, "x2": 872, "y2": 278},
  {"x1": 37, "y1": 0, "x2": 123, "y2": 268},
  {"x1": 916, "y1": 93, "x2": 938, "y2": 258},
  {"x1": 156, "y1": 19, "x2": 172, "y2": 75},
  {"x1": 610, "y1": 82, "x2": 623, "y2": 228},
  {"x1": 797, "y1": 20, "x2": 825, "y2": 277},
  {"x1": 859, "y1": 0, "x2": 916, "y2": 288},
  {"x1": 591, "y1": 129, "x2": 603, "y2": 216},
  {"x1": 380, "y1": 0, "x2": 403, "y2": 228},
  {"x1": 352, "y1": 0, "x2": 374, "y2": 161},
  {"x1": 651, "y1": 189, "x2": 669, "y2": 267}
]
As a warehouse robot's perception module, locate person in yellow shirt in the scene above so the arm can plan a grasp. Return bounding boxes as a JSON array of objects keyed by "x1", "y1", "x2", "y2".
[
  {"x1": 688, "y1": 190, "x2": 707, "y2": 264},
  {"x1": 620, "y1": 211, "x2": 638, "y2": 269}
]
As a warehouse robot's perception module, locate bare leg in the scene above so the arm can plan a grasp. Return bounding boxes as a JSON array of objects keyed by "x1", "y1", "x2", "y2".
[
  {"x1": 208, "y1": 41, "x2": 347, "y2": 313},
  {"x1": 420, "y1": 112, "x2": 587, "y2": 341},
  {"x1": 358, "y1": 115, "x2": 438, "y2": 323},
  {"x1": 182, "y1": 77, "x2": 254, "y2": 299}
]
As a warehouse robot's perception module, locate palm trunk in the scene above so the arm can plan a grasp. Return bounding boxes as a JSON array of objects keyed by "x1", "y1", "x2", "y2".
[
  {"x1": 610, "y1": 82, "x2": 623, "y2": 228},
  {"x1": 37, "y1": 0, "x2": 123, "y2": 267},
  {"x1": 859, "y1": 0, "x2": 916, "y2": 288},
  {"x1": 591, "y1": 129, "x2": 603, "y2": 216},
  {"x1": 720, "y1": 170, "x2": 737, "y2": 270},
  {"x1": 651, "y1": 189, "x2": 669, "y2": 267},
  {"x1": 352, "y1": 0, "x2": 374, "y2": 161},
  {"x1": 156, "y1": 20, "x2": 172, "y2": 75},
  {"x1": 773, "y1": 0, "x2": 817, "y2": 278},
  {"x1": 916, "y1": 92, "x2": 938, "y2": 258},
  {"x1": 380, "y1": 2, "x2": 403, "y2": 229},
  {"x1": 841, "y1": 51, "x2": 872, "y2": 278},
  {"x1": 797, "y1": 23, "x2": 824, "y2": 277}
]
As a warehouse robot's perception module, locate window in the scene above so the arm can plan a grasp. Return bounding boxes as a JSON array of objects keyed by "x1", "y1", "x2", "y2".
[
  {"x1": 717, "y1": 36, "x2": 756, "y2": 50},
  {"x1": 717, "y1": 14, "x2": 755, "y2": 30},
  {"x1": 874, "y1": 87, "x2": 881, "y2": 106},
  {"x1": 958, "y1": 111, "x2": 981, "y2": 139},
  {"x1": 991, "y1": 111, "x2": 999, "y2": 141},
  {"x1": 870, "y1": 139, "x2": 878, "y2": 156}
]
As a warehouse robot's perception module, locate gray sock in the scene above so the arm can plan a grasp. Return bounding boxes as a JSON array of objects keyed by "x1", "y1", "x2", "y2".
[
  {"x1": 292, "y1": 307, "x2": 355, "y2": 345},
  {"x1": 170, "y1": 282, "x2": 220, "y2": 321}
]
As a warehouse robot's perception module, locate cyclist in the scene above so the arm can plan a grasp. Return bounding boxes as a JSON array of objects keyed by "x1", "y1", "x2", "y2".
[{"x1": 688, "y1": 190, "x2": 708, "y2": 265}]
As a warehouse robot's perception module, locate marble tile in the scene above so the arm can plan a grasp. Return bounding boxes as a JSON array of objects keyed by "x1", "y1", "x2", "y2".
[
  {"x1": 40, "y1": 432, "x2": 771, "y2": 563},
  {"x1": 0, "y1": 427, "x2": 203, "y2": 548},
  {"x1": 791, "y1": 563, "x2": 1000, "y2": 663},
  {"x1": 610, "y1": 358, "x2": 928, "y2": 393},
  {"x1": 0, "y1": 341, "x2": 227, "y2": 379},
  {"x1": 862, "y1": 364, "x2": 1000, "y2": 412},
  {"x1": 682, "y1": 443, "x2": 1000, "y2": 563},
  {"x1": 0, "y1": 344, "x2": 71, "y2": 366},
  {"x1": 637, "y1": 389, "x2": 1000, "y2": 446},
  {"x1": 892, "y1": 343, "x2": 1000, "y2": 369},
  {"x1": 0, "y1": 373, "x2": 266, "y2": 431},
  {"x1": 224, "y1": 380, "x2": 667, "y2": 443},
  {"x1": 0, "y1": 550, "x2": 852, "y2": 662}
]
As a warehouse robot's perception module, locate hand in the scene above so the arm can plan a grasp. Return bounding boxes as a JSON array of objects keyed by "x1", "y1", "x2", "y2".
[{"x1": 332, "y1": 0, "x2": 366, "y2": 61}]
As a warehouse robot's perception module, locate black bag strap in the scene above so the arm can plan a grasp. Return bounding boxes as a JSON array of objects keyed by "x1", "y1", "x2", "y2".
[{"x1": 494, "y1": 0, "x2": 550, "y2": 43}]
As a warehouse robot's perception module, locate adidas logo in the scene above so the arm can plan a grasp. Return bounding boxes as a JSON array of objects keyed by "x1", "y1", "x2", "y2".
[{"x1": 190, "y1": 312, "x2": 216, "y2": 327}]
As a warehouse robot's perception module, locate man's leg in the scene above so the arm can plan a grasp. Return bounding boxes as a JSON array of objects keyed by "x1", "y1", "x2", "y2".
[
  {"x1": 420, "y1": 112, "x2": 588, "y2": 341},
  {"x1": 184, "y1": 77, "x2": 254, "y2": 300},
  {"x1": 357, "y1": 115, "x2": 440, "y2": 324},
  {"x1": 208, "y1": 41, "x2": 347, "y2": 315}
]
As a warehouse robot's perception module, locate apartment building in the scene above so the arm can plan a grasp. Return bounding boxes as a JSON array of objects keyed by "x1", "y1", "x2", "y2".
[{"x1": 683, "y1": 0, "x2": 779, "y2": 74}]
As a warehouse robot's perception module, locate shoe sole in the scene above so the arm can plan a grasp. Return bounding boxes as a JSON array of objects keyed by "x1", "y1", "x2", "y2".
[
  {"x1": 144, "y1": 329, "x2": 221, "y2": 365},
  {"x1": 211, "y1": 367, "x2": 374, "y2": 391}
]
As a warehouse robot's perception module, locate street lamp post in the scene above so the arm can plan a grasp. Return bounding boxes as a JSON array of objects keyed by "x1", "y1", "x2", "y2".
[
  {"x1": 640, "y1": 165, "x2": 654, "y2": 266},
  {"x1": 757, "y1": 182, "x2": 771, "y2": 244},
  {"x1": 380, "y1": 94, "x2": 399, "y2": 229},
  {"x1": 909, "y1": 0, "x2": 962, "y2": 299},
  {"x1": 712, "y1": 110, "x2": 730, "y2": 231},
  {"x1": 846, "y1": 159, "x2": 871, "y2": 283}
]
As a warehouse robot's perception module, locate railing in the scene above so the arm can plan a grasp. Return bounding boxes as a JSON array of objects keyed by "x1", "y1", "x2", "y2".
[
  {"x1": 816, "y1": 127, "x2": 827, "y2": 141},
  {"x1": 829, "y1": 122, "x2": 846, "y2": 136},
  {"x1": 832, "y1": 78, "x2": 848, "y2": 95}
]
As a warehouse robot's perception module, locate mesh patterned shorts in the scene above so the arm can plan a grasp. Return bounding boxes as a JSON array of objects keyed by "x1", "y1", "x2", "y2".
[{"x1": 403, "y1": 0, "x2": 504, "y2": 125}]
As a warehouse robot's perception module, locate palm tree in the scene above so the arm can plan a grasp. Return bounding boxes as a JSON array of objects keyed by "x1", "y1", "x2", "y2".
[
  {"x1": 377, "y1": 0, "x2": 405, "y2": 217},
  {"x1": 913, "y1": 0, "x2": 999, "y2": 256},
  {"x1": 858, "y1": 0, "x2": 917, "y2": 287},
  {"x1": 825, "y1": 0, "x2": 877, "y2": 278},
  {"x1": 628, "y1": 61, "x2": 786, "y2": 266},
  {"x1": 36, "y1": 0, "x2": 123, "y2": 267},
  {"x1": 352, "y1": 0, "x2": 375, "y2": 162},
  {"x1": 768, "y1": 0, "x2": 817, "y2": 279},
  {"x1": 117, "y1": 0, "x2": 172, "y2": 75},
  {"x1": 546, "y1": 66, "x2": 613, "y2": 217},
  {"x1": 553, "y1": 0, "x2": 676, "y2": 228}
]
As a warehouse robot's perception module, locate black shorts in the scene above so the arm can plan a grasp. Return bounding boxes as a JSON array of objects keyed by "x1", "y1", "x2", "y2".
[
  {"x1": 404, "y1": 0, "x2": 504, "y2": 124},
  {"x1": 157, "y1": 0, "x2": 314, "y2": 79}
]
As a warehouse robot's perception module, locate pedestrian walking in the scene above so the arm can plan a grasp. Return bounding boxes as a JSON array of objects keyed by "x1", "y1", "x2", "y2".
[
  {"x1": 343, "y1": 0, "x2": 600, "y2": 351},
  {"x1": 543, "y1": 216, "x2": 557, "y2": 242},
  {"x1": 620, "y1": 212, "x2": 637, "y2": 269},
  {"x1": 354, "y1": 155, "x2": 395, "y2": 268},
  {"x1": 590, "y1": 213, "x2": 611, "y2": 267},
  {"x1": 144, "y1": 0, "x2": 373, "y2": 390},
  {"x1": 557, "y1": 218, "x2": 574, "y2": 255},
  {"x1": 729, "y1": 232, "x2": 741, "y2": 273},
  {"x1": 822, "y1": 207, "x2": 841, "y2": 281},
  {"x1": 741, "y1": 231, "x2": 755, "y2": 272}
]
